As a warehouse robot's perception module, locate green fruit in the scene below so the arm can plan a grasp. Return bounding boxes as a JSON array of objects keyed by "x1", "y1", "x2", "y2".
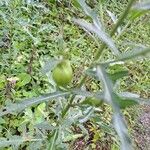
[{"x1": 52, "y1": 60, "x2": 73, "y2": 87}]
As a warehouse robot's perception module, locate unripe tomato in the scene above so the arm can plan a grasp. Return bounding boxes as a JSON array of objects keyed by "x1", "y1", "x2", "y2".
[{"x1": 52, "y1": 60, "x2": 73, "y2": 87}]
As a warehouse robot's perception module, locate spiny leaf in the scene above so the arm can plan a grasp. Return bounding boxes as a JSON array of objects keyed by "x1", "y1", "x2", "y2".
[
  {"x1": 72, "y1": 88, "x2": 104, "y2": 101},
  {"x1": 99, "y1": 47, "x2": 150, "y2": 66},
  {"x1": 79, "y1": 107, "x2": 94, "y2": 123},
  {"x1": 35, "y1": 121, "x2": 56, "y2": 131},
  {"x1": 114, "y1": 93, "x2": 139, "y2": 109},
  {"x1": 133, "y1": 1, "x2": 150, "y2": 10},
  {"x1": 96, "y1": 66, "x2": 114, "y2": 104},
  {"x1": 40, "y1": 58, "x2": 60, "y2": 74},
  {"x1": 108, "y1": 71, "x2": 128, "y2": 84},
  {"x1": 0, "y1": 137, "x2": 42, "y2": 148},
  {"x1": 85, "y1": 68, "x2": 128, "y2": 84},
  {"x1": 77, "y1": 0, "x2": 97, "y2": 19},
  {"x1": 96, "y1": 65, "x2": 132, "y2": 150},
  {"x1": 118, "y1": 92, "x2": 150, "y2": 106},
  {"x1": 73, "y1": 18, "x2": 119, "y2": 55},
  {"x1": 117, "y1": 47, "x2": 150, "y2": 61},
  {"x1": 63, "y1": 134, "x2": 83, "y2": 142},
  {"x1": 73, "y1": 0, "x2": 119, "y2": 55},
  {"x1": 0, "y1": 91, "x2": 70, "y2": 117}
]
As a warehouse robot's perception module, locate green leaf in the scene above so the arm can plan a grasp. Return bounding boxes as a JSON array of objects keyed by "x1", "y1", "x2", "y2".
[
  {"x1": 96, "y1": 66, "x2": 114, "y2": 104},
  {"x1": 40, "y1": 58, "x2": 61, "y2": 74},
  {"x1": 63, "y1": 134, "x2": 83, "y2": 142},
  {"x1": 85, "y1": 68, "x2": 99, "y2": 80},
  {"x1": 35, "y1": 121, "x2": 55, "y2": 131},
  {"x1": 0, "y1": 137, "x2": 23, "y2": 148},
  {"x1": 133, "y1": 1, "x2": 150, "y2": 10},
  {"x1": 16, "y1": 73, "x2": 31, "y2": 87},
  {"x1": 99, "y1": 47, "x2": 150, "y2": 66},
  {"x1": 48, "y1": 0, "x2": 56, "y2": 4},
  {"x1": 79, "y1": 107, "x2": 94, "y2": 123},
  {"x1": 73, "y1": 0, "x2": 119, "y2": 55},
  {"x1": 37, "y1": 102, "x2": 46, "y2": 111},
  {"x1": 108, "y1": 71, "x2": 128, "y2": 84},
  {"x1": 118, "y1": 92, "x2": 150, "y2": 106},
  {"x1": 0, "y1": 117, "x2": 6, "y2": 124},
  {"x1": 0, "y1": 75, "x2": 6, "y2": 89},
  {"x1": 48, "y1": 129, "x2": 59, "y2": 150},
  {"x1": 34, "y1": 103, "x2": 46, "y2": 124},
  {"x1": 114, "y1": 94, "x2": 139, "y2": 109},
  {"x1": 108, "y1": 62, "x2": 126, "y2": 73},
  {"x1": 96, "y1": 65, "x2": 132, "y2": 150},
  {"x1": 92, "y1": 115, "x2": 114, "y2": 134},
  {"x1": 0, "y1": 91, "x2": 70, "y2": 117},
  {"x1": 0, "y1": 136, "x2": 42, "y2": 148},
  {"x1": 117, "y1": 47, "x2": 150, "y2": 62},
  {"x1": 73, "y1": 18, "x2": 119, "y2": 55},
  {"x1": 129, "y1": 9, "x2": 148, "y2": 21},
  {"x1": 72, "y1": 0, "x2": 81, "y2": 9},
  {"x1": 77, "y1": 0, "x2": 97, "y2": 18},
  {"x1": 85, "y1": 68, "x2": 128, "y2": 84},
  {"x1": 81, "y1": 97, "x2": 103, "y2": 107},
  {"x1": 72, "y1": 89, "x2": 104, "y2": 102}
]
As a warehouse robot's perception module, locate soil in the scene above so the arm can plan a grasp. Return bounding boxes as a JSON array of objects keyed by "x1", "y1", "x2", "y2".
[{"x1": 133, "y1": 105, "x2": 150, "y2": 150}]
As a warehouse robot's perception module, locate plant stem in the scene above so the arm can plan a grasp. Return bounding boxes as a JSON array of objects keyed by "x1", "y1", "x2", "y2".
[{"x1": 61, "y1": 0, "x2": 135, "y2": 118}]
